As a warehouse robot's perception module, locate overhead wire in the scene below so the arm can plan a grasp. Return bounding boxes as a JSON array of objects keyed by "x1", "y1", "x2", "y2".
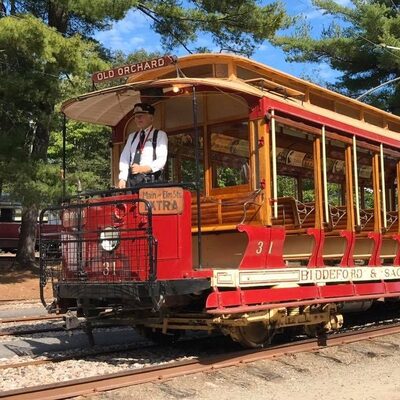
[{"x1": 358, "y1": 35, "x2": 400, "y2": 61}]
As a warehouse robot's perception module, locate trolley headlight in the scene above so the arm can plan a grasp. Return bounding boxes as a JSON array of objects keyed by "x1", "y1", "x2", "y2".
[{"x1": 100, "y1": 227, "x2": 120, "y2": 252}]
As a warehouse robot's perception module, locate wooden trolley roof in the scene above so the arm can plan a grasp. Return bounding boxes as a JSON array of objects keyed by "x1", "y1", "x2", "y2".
[
  {"x1": 62, "y1": 53, "x2": 400, "y2": 146},
  {"x1": 61, "y1": 76, "x2": 264, "y2": 127}
]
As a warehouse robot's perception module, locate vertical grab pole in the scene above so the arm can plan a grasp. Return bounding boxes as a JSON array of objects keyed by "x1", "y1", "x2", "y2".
[
  {"x1": 380, "y1": 144, "x2": 387, "y2": 229},
  {"x1": 397, "y1": 162, "x2": 400, "y2": 233},
  {"x1": 192, "y1": 85, "x2": 202, "y2": 268},
  {"x1": 353, "y1": 135, "x2": 361, "y2": 227},
  {"x1": 271, "y1": 109, "x2": 278, "y2": 218},
  {"x1": 62, "y1": 113, "x2": 67, "y2": 201},
  {"x1": 321, "y1": 125, "x2": 329, "y2": 224}
]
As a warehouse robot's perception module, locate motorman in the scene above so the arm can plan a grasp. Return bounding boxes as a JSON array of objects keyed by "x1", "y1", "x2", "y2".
[{"x1": 118, "y1": 103, "x2": 168, "y2": 188}]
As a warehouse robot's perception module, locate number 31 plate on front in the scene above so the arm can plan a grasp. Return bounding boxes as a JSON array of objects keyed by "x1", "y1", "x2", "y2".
[{"x1": 139, "y1": 187, "x2": 184, "y2": 215}]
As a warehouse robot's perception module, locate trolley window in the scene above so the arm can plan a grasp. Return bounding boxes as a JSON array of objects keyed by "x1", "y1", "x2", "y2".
[
  {"x1": 209, "y1": 120, "x2": 250, "y2": 190},
  {"x1": 166, "y1": 129, "x2": 204, "y2": 191},
  {"x1": 0, "y1": 206, "x2": 21, "y2": 222}
]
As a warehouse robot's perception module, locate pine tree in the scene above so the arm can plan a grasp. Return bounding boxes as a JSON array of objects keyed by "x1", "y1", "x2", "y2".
[{"x1": 273, "y1": 0, "x2": 400, "y2": 112}]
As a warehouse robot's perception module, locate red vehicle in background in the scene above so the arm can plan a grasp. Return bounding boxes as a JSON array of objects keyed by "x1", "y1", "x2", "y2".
[
  {"x1": 0, "y1": 198, "x2": 22, "y2": 253},
  {"x1": 0, "y1": 196, "x2": 60, "y2": 254}
]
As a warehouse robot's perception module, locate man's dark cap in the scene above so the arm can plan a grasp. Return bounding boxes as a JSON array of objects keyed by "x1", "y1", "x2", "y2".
[{"x1": 133, "y1": 103, "x2": 155, "y2": 115}]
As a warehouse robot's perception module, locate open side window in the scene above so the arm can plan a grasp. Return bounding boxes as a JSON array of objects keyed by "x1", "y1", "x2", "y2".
[{"x1": 209, "y1": 120, "x2": 250, "y2": 192}]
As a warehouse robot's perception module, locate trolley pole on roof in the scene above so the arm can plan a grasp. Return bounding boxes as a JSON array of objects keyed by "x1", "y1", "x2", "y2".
[
  {"x1": 192, "y1": 85, "x2": 202, "y2": 268},
  {"x1": 62, "y1": 113, "x2": 67, "y2": 201}
]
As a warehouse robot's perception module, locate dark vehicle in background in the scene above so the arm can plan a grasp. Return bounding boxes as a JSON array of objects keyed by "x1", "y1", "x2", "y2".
[
  {"x1": 0, "y1": 196, "x2": 60, "y2": 254},
  {"x1": 0, "y1": 199, "x2": 22, "y2": 253}
]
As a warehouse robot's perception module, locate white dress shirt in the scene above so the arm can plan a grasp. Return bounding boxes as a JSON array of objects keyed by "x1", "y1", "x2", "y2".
[{"x1": 119, "y1": 126, "x2": 168, "y2": 181}]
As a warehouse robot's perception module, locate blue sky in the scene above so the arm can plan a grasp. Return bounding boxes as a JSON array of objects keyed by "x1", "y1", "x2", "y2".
[{"x1": 95, "y1": 0, "x2": 353, "y2": 84}]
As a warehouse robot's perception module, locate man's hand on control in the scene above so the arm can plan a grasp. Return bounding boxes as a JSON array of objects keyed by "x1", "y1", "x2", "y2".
[
  {"x1": 131, "y1": 164, "x2": 151, "y2": 174},
  {"x1": 118, "y1": 179, "x2": 126, "y2": 189}
]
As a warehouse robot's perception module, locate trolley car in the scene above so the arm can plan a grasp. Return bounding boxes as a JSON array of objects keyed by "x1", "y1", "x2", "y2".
[{"x1": 40, "y1": 53, "x2": 400, "y2": 347}]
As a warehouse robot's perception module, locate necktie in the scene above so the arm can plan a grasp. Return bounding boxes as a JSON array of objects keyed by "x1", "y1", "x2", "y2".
[
  {"x1": 132, "y1": 130, "x2": 145, "y2": 165},
  {"x1": 139, "y1": 130, "x2": 145, "y2": 148}
]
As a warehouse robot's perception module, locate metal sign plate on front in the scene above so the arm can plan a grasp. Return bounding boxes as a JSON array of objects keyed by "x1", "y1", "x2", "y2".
[{"x1": 139, "y1": 187, "x2": 184, "y2": 215}]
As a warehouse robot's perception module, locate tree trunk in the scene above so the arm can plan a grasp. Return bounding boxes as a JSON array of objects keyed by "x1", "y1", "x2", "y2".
[
  {"x1": 48, "y1": 1, "x2": 68, "y2": 33},
  {"x1": 32, "y1": 121, "x2": 50, "y2": 160},
  {"x1": 14, "y1": 204, "x2": 38, "y2": 270},
  {"x1": 14, "y1": 105, "x2": 53, "y2": 269}
]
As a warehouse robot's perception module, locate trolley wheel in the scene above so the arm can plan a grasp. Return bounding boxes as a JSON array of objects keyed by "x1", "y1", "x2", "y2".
[
  {"x1": 138, "y1": 327, "x2": 181, "y2": 345},
  {"x1": 230, "y1": 323, "x2": 275, "y2": 348}
]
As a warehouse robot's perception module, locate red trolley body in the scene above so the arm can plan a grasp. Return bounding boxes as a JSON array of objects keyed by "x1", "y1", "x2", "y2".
[
  {"x1": 39, "y1": 53, "x2": 400, "y2": 348},
  {"x1": 42, "y1": 186, "x2": 211, "y2": 316}
]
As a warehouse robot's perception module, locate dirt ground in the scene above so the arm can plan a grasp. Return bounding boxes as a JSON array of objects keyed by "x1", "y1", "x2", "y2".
[{"x1": 0, "y1": 256, "x2": 53, "y2": 301}]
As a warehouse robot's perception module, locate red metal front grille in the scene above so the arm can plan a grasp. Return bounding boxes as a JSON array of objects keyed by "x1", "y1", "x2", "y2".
[{"x1": 39, "y1": 196, "x2": 156, "y2": 285}]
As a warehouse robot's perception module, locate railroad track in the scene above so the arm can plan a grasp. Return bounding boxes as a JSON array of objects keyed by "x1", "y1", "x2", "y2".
[
  {"x1": 0, "y1": 314, "x2": 65, "y2": 338},
  {"x1": 0, "y1": 338, "x2": 156, "y2": 371},
  {"x1": 0, "y1": 299, "x2": 40, "y2": 304},
  {"x1": 0, "y1": 315, "x2": 65, "y2": 337},
  {"x1": 0, "y1": 329, "x2": 216, "y2": 371},
  {"x1": 0, "y1": 314, "x2": 63, "y2": 324},
  {"x1": 0, "y1": 324, "x2": 64, "y2": 337},
  {"x1": 1, "y1": 322, "x2": 400, "y2": 400}
]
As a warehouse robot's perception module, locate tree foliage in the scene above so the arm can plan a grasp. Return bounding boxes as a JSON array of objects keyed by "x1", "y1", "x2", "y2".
[
  {"x1": 48, "y1": 120, "x2": 112, "y2": 194},
  {"x1": 5, "y1": 0, "x2": 141, "y2": 35},
  {"x1": 273, "y1": 0, "x2": 400, "y2": 112},
  {"x1": 138, "y1": 0, "x2": 292, "y2": 55},
  {"x1": 5, "y1": 0, "x2": 292, "y2": 55},
  {"x1": 0, "y1": 13, "x2": 106, "y2": 266},
  {"x1": 0, "y1": 0, "x2": 292, "y2": 267},
  {"x1": 0, "y1": 15, "x2": 105, "y2": 205}
]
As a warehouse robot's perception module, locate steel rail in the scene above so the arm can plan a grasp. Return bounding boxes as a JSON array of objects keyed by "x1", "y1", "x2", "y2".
[
  {"x1": 0, "y1": 315, "x2": 63, "y2": 324},
  {"x1": 0, "y1": 359, "x2": 51, "y2": 371},
  {"x1": 0, "y1": 321, "x2": 122, "y2": 337},
  {"x1": 2, "y1": 323, "x2": 400, "y2": 400},
  {"x1": 0, "y1": 325, "x2": 90, "y2": 337},
  {"x1": 0, "y1": 326, "x2": 64, "y2": 337},
  {"x1": 0, "y1": 299, "x2": 42, "y2": 304}
]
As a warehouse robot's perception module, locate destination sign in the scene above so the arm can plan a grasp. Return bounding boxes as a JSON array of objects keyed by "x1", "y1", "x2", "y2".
[
  {"x1": 213, "y1": 266, "x2": 400, "y2": 287},
  {"x1": 92, "y1": 55, "x2": 177, "y2": 83},
  {"x1": 139, "y1": 187, "x2": 184, "y2": 215}
]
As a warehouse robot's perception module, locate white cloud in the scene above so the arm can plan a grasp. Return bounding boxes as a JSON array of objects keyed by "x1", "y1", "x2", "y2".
[
  {"x1": 334, "y1": 0, "x2": 352, "y2": 5},
  {"x1": 315, "y1": 62, "x2": 340, "y2": 81},
  {"x1": 94, "y1": 9, "x2": 158, "y2": 54},
  {"x1": 114, "y1": 9, "x2": 148, "y2": 33},
  {"x1": 289, "y1": 0, "x2": 353, "y2": 20}
]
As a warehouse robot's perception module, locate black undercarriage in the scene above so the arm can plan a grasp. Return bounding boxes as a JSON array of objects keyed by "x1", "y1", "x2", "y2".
[{"x1": 54, "y1": 278, "x2": 211, "y2": 314}]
